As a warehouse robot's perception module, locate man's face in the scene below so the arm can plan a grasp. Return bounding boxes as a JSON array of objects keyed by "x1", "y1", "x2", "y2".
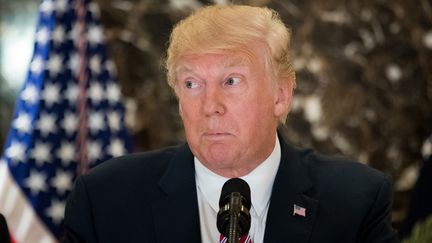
[{"x1": 175, "y1": 48, "x2": 291, "y2": 177}]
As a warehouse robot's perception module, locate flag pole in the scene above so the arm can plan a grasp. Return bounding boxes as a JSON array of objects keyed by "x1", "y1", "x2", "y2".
[{"x1": 76, "y1": 0, "x2": 89, "y2": 175}]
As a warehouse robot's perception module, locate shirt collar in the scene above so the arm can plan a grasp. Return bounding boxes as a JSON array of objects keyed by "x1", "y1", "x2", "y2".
[{"x1": 194, "y1": 136, "x2": 281, "y2": 217}]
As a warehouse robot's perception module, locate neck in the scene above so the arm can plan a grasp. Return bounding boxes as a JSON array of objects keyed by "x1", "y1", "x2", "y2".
[{"x1": 211, "y1": 164, "x2": 261, "y2": 178}]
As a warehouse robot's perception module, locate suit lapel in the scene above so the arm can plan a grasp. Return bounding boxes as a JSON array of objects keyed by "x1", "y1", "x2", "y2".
[
  {"x1": 150, "y1": 144, "x2": 201, "y2": 243},
  {"x1": 149, "y1": 135, "x2": 319, "y2": 242},
  {"x1": 264, "y1": 135, "x2": 319, "y2": 243}
]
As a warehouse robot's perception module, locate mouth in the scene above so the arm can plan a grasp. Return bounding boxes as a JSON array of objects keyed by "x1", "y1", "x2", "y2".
[{"x1": 202, "y1": 131, "x2": 232, "y2": 140}]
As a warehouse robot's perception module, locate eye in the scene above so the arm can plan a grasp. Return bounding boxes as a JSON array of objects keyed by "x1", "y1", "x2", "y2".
[
  {"x1": 185, "y1": 80, "x2": 200, "y2": 89},
  {"x1": 225, "y1": 77, "x2": 241, "y2": 86}
]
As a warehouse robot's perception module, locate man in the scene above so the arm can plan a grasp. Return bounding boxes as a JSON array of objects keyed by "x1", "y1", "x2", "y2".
[{"x1": 62, "y1": 5, "x2": 399, "y2": 243}]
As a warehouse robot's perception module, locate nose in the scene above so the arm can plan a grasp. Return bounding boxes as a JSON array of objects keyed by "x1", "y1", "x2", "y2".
[{"x1": 202, "y1": 85, "x2": 226, "y2": 116}]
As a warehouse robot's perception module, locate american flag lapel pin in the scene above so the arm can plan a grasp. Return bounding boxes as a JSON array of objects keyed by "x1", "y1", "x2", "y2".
[{"x1": 293, "y1": 204, "x2": 306, "y2": 217}]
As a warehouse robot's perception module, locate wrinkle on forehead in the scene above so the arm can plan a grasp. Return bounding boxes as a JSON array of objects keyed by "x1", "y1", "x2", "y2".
[
  {"x1": 174, "y1": 54, "x2": 251, "y2": 77},
  {"x1": 174, "y1": 48, "x2": 263, "y2": 74}
]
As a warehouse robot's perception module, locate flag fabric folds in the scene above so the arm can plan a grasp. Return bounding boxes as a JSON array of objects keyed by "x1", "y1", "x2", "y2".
[{"x1": 0, "y1": 0, "x2": 131, "y2": 242}]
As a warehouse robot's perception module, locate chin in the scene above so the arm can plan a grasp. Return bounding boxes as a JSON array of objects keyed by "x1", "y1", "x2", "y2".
[{"x1": 200, "y1": 150, "x2": 235, "y2": 166}]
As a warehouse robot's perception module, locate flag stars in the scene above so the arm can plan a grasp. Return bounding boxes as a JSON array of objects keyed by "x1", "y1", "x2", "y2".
[
  {"x1": 47, "y1": 54, "x2": 64, "y2": 77},
  {"x1": 89, "y1": 55, "x2": 102, "y2": 74},
  {"x1": 69, "y1": 23, "x2": 79, "y2": 41},
  {"x1": 30, "y1": 56, "x2": 45, "y2": 75},
  {"x1": 36, "y1": 27, "x2": 50, "y2": 46},
  {"x1": 42, "y1": 83, "x2": 61, "y2": 107},
  {"x1": 13, "y1": 112, "x2": 33, "y2": 134},
  {"x1": 105, "y1": 60, "x2": 117, "y2": 76},
  {"x1": 52, "y1": 25, "x2": 65, "y2": 46},
  {"x1": 40, "y1": 0, "x2": 54, "y2": 16},
  {"x1": 65, "y1": 83, "x2": 78, "y2": 104},
  {"x1": 68, "y1": 52, "x2": 80, "y2": 76},
  {"x1": 87, "y1": 140, "x2": 102, "y2": 161},
  {"x1": 87, "y1": 25, "x2": 103, "y2": 46},
  {"x1": 24, "y1": 170, "x2": 48, "y2": 195},
  {"x1": 106, "y1": 83, "x2": 121, "y2": 103},
  {"x1": 2, "y1": 0, "x2": 131, "y2": 231},
  {"x1": 21, "y1": 84, "x2": 39, "y2": 105},
  {"x1": 31, "y1": 141, "x2": 52, "y2": 166},
  {"x1": 6, "y1": 141, "x2": 26, "y2": 164},
  {"x1": 108, "y1": 111, "x2": 121, "y2": 131},
  {"x1": 89, "y1": 111, "x2": 105, "y2": 133},
  {"x1": 108, "y1": 138, "x2": 126, "y2": 157},
  {"x1": 57, "y1": 141, "x2": 76, "y2": 166},
  {"x1": 62, "y1": 112, "x2": 78, "y2": 135},
  {"x1": 37, "y1": 112, "x2": 57, "y2": 136},
  {"x1": 51, "y1": 170, "x2": 73, "y2": 195},
  {"x1": 45, "y1": 199, "x2": 65, "y2": 225},
  {"x1": 89, "y1": 82, "x2": 104, "y2": 104},
  {"x1": 55, "y1": 0, "x2": 68, "y2": 15}
]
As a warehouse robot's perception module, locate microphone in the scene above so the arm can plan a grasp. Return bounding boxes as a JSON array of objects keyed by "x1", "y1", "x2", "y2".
[{"x1": 217, "y1": 178, "x2": 252, "y2": 243}]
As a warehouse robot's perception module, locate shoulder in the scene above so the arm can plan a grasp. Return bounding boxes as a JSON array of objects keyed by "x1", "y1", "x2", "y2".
[
  {"x1": 301, "y1": 149, "x2": 390, "y2": 188},
  {"x1": 278, "y1": 132, "x2": 389, "y2": 190},
  {"x1": 79, "y1": 144, "x2": 187, "y2": 191},
  {"x1": 291, "y1": 146, "x2": 393, "y2": 215},
  {"x1": 280, "y1": 136, "x2": 393, "y2": 206}
]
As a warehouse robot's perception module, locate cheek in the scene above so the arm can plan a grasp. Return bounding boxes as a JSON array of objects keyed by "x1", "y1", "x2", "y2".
[
  {"x1": 179, "y1": 98, "x2": 195, "y2": 118},
  {"x1": 179, "y1": 100, "x2": 200, "y2": 131},
  {"x1": 229, "y1": 101, "x2": 261, "y2": 131},
  {"x1": 240, "y1": 93, "x2": 274, "y2": 115},
  {"x1": 238, "y1": 96, "x2": 277, "y2": 127}
]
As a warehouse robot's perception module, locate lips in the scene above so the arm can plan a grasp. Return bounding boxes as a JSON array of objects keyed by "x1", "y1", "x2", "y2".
[
  {"x1": 202, "y1": 131, "x2": 232, "y2": 140},
  {"x1": 203, "y1": 132, "x2": 230, "y2": 136}
]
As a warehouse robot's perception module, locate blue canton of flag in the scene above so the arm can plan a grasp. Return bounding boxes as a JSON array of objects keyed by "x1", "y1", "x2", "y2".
[{"x1": 0, "y1": 0, "x2": 131, "y2": 242}]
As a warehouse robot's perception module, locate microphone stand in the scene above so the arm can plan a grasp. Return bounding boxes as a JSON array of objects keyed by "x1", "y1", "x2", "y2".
[{"x1": 227, "y1": 192, "x2": 242, "y2": 243}]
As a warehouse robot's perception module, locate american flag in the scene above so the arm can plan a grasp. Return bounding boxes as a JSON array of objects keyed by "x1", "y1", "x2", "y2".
[
  {"x1": 0, "y1": 0, "x2": 131, "y2": 242},
  {"x1": 293, "y1": 204, "x2": 306, "y2": 217}
]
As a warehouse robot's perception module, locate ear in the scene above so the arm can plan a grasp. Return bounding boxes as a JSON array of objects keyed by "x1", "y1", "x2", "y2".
[
  {"x1": 178, "y1": 102, "x2": 183, "y2": 117},
  {"x1": 273, "y1": 79, "x2": 294, "y2": 117}
]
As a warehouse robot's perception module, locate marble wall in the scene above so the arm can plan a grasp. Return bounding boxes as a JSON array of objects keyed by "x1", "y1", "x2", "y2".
[{"x1": 0, "y1": 0, "x2": 431, "y2": 230}]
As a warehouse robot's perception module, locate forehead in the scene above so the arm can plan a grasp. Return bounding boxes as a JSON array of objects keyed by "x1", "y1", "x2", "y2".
[{"x1": 175, "y1": 53, "x2": 252, "y2": 73}]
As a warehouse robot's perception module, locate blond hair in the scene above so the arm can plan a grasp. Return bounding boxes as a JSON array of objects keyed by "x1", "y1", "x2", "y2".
[{"x1": 166, "y1": 4, "x2": 296, "y2": 122}]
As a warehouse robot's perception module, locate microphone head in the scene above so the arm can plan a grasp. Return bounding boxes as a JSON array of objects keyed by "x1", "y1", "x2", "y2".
[
  {"x1": 219, "y1": 178, "x2": 251, "y2": 209},
  {"x1": 217, "y1": 178, "x2": 252, "y2": 238}
]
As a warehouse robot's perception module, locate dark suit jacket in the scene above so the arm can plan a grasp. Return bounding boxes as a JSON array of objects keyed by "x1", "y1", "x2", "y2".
[
  {"x1": 62, "y1": 137, "x2": 399, "y2": 243},
  {"x1": 0, "y1": 213, "x2": 11, "y2": 243}
]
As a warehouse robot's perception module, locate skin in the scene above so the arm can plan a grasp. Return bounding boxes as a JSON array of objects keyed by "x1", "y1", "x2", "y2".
[{"x1": 174, "y1": 46, "x2": 293, "y2": 178}]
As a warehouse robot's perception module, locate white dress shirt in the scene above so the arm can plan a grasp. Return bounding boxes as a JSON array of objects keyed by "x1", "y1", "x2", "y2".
[{"x1": 195, "y1": 136, "x2": 281, "y2": 243}]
